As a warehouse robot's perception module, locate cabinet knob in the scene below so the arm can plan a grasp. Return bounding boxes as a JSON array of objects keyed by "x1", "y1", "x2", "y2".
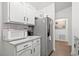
[{"x1": 27, "y1": 18, "x2": 28, "y2": 21}]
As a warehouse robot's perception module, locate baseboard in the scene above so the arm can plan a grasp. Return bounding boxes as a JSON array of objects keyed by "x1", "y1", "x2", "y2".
[
  {"x1": 48, "y1": 50, "x2": 54, "y2": 56},
  {"x1": 55, "y1": 40, "x2": 68, "y2": 42}
]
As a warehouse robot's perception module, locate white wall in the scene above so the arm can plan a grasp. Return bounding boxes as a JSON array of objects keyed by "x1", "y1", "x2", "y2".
[
  {"x1": 0, "y1": 3, "x2": 2, "y2": 55},
  {"x1": 72, "y1": 3, "x2": 79, "y2": 38},
  {"x1": 56, "y1": 7, "x2": 72, "y2": 45},
  {"x1": 72, "y1": 2, "x2": 79, "y2": 55}
]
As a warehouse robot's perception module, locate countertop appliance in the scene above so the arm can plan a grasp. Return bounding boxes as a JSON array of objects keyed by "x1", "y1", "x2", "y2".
[
  {"x1": 27, "y1": 30, "x2": 33, "y2": 36},
  {"x1": 27, "y1": 26, "x2": 34, "y2": 36}
]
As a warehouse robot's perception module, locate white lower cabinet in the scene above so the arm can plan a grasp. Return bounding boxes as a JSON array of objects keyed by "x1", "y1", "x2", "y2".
[
  {"x1": 17, "y1": 44, "x2": 40, "y2": 56},
  {"x1": 3, "y1": 38, "x2": 40, "y2": 56},
  {"x1": 16, "y1": 39, "x2": 40, "y2": 56}
]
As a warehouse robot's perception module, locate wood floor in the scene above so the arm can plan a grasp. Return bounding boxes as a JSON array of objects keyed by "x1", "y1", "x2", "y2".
[{"x1": 51, "y1": 40, "x2": 71, "y2": 56}]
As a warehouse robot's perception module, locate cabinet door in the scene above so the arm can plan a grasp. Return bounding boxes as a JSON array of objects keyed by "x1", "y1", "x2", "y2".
[
  {"x1": 24, "y1": 3, "x2": 35, "y2": 25},
  {"x1": 33, "y1": 45, "x2": 40, "y2": 56},
  {"x1": 9, "y1": 2, "x2": 25, "y2": 23}
]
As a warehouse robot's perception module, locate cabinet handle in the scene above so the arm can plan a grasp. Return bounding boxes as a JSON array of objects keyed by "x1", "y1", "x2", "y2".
[
  {"x1": 27, "y1": 18, "x2": 28, "y2": 21},
  {"x1": 34, "y1": 48, "x2": 35, "y2": 53},
  {"x1": 24, "y1": 17, "x2": 26, "y2": 21},
  {"x1": 31, "y1": 49, "x2": 32, "y2": 54},
  {"x1": 24, "y1": 45, "x2": 28, "y2": 47}
]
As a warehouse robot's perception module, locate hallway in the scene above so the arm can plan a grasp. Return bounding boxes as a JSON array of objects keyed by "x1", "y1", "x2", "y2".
[{"x1": 51, "y1": 40, "x2": 71, "y2": 56}]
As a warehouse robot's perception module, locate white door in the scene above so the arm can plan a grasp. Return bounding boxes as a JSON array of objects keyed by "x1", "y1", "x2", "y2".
[
  {"x1": 9, "y1": 2, "x2": 25, "y2": 23},
  {"x1": 33, "y1": 45, "x2": 40, "y2": 56}
]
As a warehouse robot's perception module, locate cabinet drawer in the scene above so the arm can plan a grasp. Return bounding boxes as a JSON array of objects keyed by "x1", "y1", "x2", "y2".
[
  {"x1": 17, "y1": 46, "x2": 32, "y2": 56},
  {"x1": 33, "y1": 39, "x2": 40, "y2": 44},
  {"x1": 16, "y1": 42, "x2": 32, "y2": 52}
]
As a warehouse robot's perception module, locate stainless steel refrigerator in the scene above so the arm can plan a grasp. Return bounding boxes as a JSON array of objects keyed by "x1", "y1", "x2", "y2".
[{"x1": 34, "y1": 16, "x2": 53, "y2": 56}]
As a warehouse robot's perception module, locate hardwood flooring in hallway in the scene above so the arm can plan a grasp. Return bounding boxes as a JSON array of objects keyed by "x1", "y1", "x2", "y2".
[{"x1": 51, "y1": 40, "x2": 71, "y2": 56}]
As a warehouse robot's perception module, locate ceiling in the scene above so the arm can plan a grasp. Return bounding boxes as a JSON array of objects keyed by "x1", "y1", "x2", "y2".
[
  {"x1": 55, "y1": 2, "x2": 72, "y2": 12},
  {"x1": 29, "y1": 2, "x2": 72, "y2": 12},
  {"x1": 29, "y1": 2, "x2": 53, "y2": 10}
]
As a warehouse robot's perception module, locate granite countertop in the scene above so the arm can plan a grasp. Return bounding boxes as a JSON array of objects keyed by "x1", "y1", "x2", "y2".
[{"x1": 8, "y1": 36, "x2": 41, "y2": 46}]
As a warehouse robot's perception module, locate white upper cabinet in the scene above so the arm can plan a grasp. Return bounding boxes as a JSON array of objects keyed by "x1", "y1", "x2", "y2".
[
  {"x1": 24, "y1": 3, "x2": 36, "y2": 25},
  {"x1": 9, "y1": 2, "x2": 25, "y2": 23},
  {"x1": 2, "y1": 2, "x2": 25, "y2": 24},
  {"x1": 2, "y1": 2, "x2": 36, "y2": 26}
]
